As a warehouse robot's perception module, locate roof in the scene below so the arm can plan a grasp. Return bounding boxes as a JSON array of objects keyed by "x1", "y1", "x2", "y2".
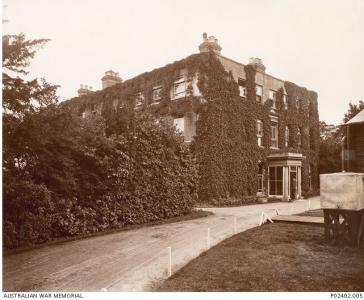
[{"x1": 344, "y1": 109, "x2": 364, "y2": 125}]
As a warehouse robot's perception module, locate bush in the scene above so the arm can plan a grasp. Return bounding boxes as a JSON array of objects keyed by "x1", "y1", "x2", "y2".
[{"x1": 3, "y1": 107, "x2": 198, "y2": 249}]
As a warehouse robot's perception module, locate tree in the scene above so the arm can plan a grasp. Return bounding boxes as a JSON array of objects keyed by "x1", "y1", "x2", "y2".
[
  {"x1": 2, "y1": 34, "x2": 58, "y2": 117},
  {"x1": 318, "y1": 121, "x2": 341, "y2": 174},
  {"x1": 343, "y1": 100, "x2": 364, "y2": 123}
]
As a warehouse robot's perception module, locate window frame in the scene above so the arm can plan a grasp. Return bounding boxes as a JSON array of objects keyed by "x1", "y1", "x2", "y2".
[
  {"x1": 152, "y1": 86, "x2": 162, "y2": 102},
  {"x1": 256, "y1": 120, "x2": 264, "y2": 147},
  {"x1": 270, "y1": 123, "x2": 279, "y2": 149},
  {"x1": 135, "y1": 92, "x2": 144, "y2": 107},
  {"x1": 172, "y1": 77, "x2": 191, "y2": 100},
  {"x1": 173, "y1": 117, "x2": 185, "y2": 135},
  {"x1": 283, "y1": 94, "x2": 288, "y2": 109},
  {"x1": 269, "y1": 166, "x2": 283, "y2": 196},
  {"x1": 255, "y1": 84, "x2": 263, "y2": 103},
  {"x1": 269, "y1": 90, "x2": 277, "y2": 109},
  {"x1": 285, "y1": 126, "x2": 290, "y2": 147}
]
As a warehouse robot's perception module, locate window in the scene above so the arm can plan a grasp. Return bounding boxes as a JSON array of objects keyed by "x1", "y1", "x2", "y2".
[
  {"x1": 256, "y1": 120, "x2": 264, "y2": 146},
  {"x1": 285, "y1": 126, "x2": 290, "y2": 147},
  {"x1": 152, "y1": 86, "x2": 162, "y2": 102},
  {"x1": 238, "y1": 78, "x2": 246, "y2": 98},
  {"x1": 271, "y1": 123, "x2": 278, "y2": 148},
  {"x1": 255, "y1": 85, "x2": 263, "y2": 103},
  {"x1": 297, "y1": 127, "x2": 302, "y2": 148},
  {"x1": 296, "y1": 97, "x2": 300, "y2": 109},
  {"x1": 172, "y1": 77, "x2": 190, "y2": 99},
  {"x1": 283, "y1": 94, "x2": 288, "y2": 109},
  {"x1": 257, "y1": 164, "x2": 264, "y2": 193},
  {"x1": 173, "y1": 117, "x2": 185, "y2": 134},
  {"x1": 269, "y1": 166, "x2": 283, "y2": 196},
  {"x1": 269, "y1": 90, "x2": 277, "y2": 109},
  {"x1": 135, "y1": 92, "x2": 144, "y2": 107},
  {"x1": 239, "y1": 86, "x2": 247, "y2": 98}
]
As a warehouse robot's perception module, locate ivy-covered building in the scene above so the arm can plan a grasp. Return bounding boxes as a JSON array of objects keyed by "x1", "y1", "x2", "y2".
[{"x1": 65, "y1": 33, "x2": 320, "y2": 203}]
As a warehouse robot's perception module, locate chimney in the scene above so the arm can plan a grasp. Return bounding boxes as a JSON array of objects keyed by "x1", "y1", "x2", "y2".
[
  {"x1": 77, "y1": 84, "x2": 93, "y2": 97},
  {"x1": 101, "y1": 70, "x2": 122, "y2": 89},
  {"x1": 248, "y1": 57, "x2": 266, "y2": 73},
  {"x1": 198, "y1": 32, "x2": 222, "y2": 55}
]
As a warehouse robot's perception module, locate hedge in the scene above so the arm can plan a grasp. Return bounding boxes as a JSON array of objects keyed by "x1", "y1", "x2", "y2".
[{"x1": 3, "y1": 107, "x2": 198, "y2": 249}]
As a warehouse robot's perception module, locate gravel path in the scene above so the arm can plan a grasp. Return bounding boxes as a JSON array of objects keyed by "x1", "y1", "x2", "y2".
[{"x1": 3, "y1": 197, "x2": 320, "y2": 292}]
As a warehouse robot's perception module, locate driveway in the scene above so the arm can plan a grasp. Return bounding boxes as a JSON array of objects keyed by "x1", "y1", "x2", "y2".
[{"x1": 3, "y1": 197, "x2": 320, "y2": 292}]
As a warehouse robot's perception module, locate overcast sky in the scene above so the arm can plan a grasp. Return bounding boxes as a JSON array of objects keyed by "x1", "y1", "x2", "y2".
[{"x1": 3, "y1": 0, "x2": 364, "y2": 125}]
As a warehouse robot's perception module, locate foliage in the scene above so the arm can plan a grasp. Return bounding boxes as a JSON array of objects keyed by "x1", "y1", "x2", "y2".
[
  {"x1": 3, "y1": 35, "x2": 198, "y2": 249},
  {"x1": 64, "y1": 51, "x2": 320, "y2": 204},
  {"x1": 2, "y1": 34, "x2": 58, "y2": 116},
  {"x1": 3, "y1": 106, "x2": 198, "y2": 248},
  {"x1": 282, "y1": 82, "x2": 320, "y2": 195},
  {"x1": 318, "y1": 121, "x2": 341, "y2": 174},
  {"x1": 343, "y1": 100, "x2": 364, "y2": 123}
]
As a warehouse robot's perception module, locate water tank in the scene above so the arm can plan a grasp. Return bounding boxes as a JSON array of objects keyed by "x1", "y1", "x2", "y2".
[{"x1": 320, "y1": 172, "x2": 364, "y2": 210}]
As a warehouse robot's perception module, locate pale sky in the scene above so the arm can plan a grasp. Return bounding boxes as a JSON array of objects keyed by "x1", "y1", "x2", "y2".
[{"x1": 3, "y1": 0, "x2": 364, "y2": 125}]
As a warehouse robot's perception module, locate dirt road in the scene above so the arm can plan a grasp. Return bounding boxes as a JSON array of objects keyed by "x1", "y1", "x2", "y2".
[{"x1": 3, "y1": 197, "x2": 320, "y2": 292}]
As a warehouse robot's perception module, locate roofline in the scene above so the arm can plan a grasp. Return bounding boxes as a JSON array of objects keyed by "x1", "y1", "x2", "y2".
[{"x1": 218, "y1": 54, "x2": 285, "y2": 83}]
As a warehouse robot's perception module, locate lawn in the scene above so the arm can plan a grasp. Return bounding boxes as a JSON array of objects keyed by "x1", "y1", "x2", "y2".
[{"x1": 157, "y1": 222, "x2": 364, "y2": 291}]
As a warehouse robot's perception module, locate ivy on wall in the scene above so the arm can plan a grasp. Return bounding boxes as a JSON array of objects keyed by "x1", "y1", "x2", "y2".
[{"x1": 64, "y1": 51, "x2": 320, "y2": 203}]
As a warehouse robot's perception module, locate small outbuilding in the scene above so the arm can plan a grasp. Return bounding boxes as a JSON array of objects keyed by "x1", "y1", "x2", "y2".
[{"x1": 342, "y1": 109, "x2": 364, "y2": 173}]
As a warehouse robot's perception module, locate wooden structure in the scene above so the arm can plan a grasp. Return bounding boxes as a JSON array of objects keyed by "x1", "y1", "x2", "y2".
[
  {"x1": 320, "y1": 171, "x2": 364, "y2": 246},
  {"x1": 321, "y1": 110, "x2": 364, "y2": 246},
  {"x1": 342, "y1": 109, "x2": 364, "y2": 172},
  {"x1": 323, "y1": 209, "x2": 364, "y2": 246}
]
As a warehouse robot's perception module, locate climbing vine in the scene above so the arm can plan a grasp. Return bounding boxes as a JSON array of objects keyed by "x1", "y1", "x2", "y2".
[{"x1": 64, "y1": 51, "x2": 320, "y2": 204}]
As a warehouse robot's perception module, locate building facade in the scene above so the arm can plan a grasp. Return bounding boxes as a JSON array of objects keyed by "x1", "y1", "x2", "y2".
[
  {"x1": 65, "y1": 33, "x2": 320, "y2": 202},
  {"x1": 342, "y1": 109, "x2": 364, "y2": 173}
]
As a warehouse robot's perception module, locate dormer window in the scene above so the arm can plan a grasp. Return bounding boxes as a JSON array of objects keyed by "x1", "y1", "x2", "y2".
[
  {"x1": 135, "y1": 92, "x2": 144, "y2": 107},
  {"x1": 269, "y1": 90, "x2": 277, "y2": 109},
  {"x1": 172, "y1": 77, "x2": 190, "y2": 100},
  {"x1": 152, "y1": 86, "x2": 162, "y2": 102},
  {"x1": 255, "y1": 85, "x2": 263, "y2": 103}
]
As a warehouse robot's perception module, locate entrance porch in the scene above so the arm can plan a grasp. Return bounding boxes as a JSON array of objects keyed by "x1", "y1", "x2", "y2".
[{"x1": 267, "y1": 153, "x2": 304, "y2": 201}]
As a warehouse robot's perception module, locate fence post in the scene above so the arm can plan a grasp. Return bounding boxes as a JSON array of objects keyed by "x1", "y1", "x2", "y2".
[
  {"x1": 308, "y1": 199, "x2": 311, "y2": 211},
  {"x1": 290, "y1": 202, "x2": 294, "y2": 215},
  {"x1": 167, "y1": 246, "x2": 172, "y2": 277}
]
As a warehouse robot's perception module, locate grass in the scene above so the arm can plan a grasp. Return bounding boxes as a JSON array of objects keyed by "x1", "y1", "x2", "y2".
[
  {"x1": 4, "y1": 209, "x2": 213, "y2": 256},
  {"x1": 157, "y1": 222, "x2": 364, "y2": 292}
]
